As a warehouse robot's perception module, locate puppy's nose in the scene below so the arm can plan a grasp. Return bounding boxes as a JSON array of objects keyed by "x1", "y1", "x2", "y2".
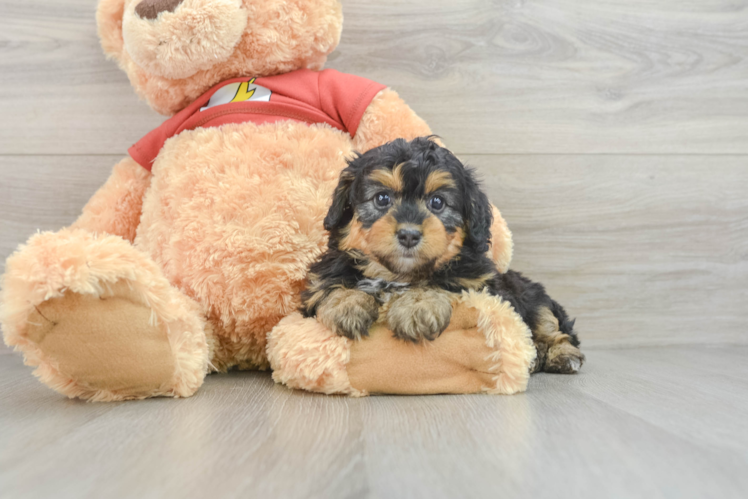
[
  {"x1": 397, "y1": 228, "x2": 422, "y2": 249},
  {"x1": 135, "y1": 0, "x2": 184, "y2": 20}
]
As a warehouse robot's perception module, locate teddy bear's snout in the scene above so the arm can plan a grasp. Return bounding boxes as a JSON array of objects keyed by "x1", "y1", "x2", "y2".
[
  {"x1": 122, "y1": 0, "x2": 248, "y2": 80},
  {"x1": 134, "y1": 0, "x2": 184, "y2": 20}
]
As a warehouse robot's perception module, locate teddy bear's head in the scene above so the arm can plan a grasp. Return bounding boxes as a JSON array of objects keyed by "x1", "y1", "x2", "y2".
[{"x1": 97, "y1": 0, "x2": 343, "y2": 115}]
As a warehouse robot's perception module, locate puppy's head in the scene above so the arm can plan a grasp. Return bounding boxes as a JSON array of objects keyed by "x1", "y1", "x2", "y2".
[{"x1": 325, "y1": 137, "x2": 493, "y2": 277}]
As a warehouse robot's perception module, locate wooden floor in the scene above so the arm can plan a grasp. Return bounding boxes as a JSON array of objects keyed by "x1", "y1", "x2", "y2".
[
  {"x1": 1, "y1": 345, "x2": 747, "y2": 498},
  {"x1": 1, "y1": 0, "x2": 748, "y2": 497}
]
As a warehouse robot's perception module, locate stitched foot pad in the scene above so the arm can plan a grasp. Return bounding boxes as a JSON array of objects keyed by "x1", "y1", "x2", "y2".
[{"x1": 26, "y1": 283, "x2": 176, "y2": 396}]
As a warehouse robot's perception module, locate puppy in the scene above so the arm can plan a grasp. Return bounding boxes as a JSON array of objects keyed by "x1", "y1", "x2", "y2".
[{"x1": 301, "y1": 137, "x2": 584, "y2": 374}]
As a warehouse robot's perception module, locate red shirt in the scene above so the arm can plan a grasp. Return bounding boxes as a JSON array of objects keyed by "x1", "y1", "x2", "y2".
[{"x1": 129, "y1": 69, "x2": 387, "y2": 171}]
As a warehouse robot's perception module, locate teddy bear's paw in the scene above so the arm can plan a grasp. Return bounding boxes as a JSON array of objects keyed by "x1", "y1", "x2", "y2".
[
  {"x1": 1, "y1": 228, "x2": 209, "y2": 401},
  {"x1": 544, "y1": 343, "x2": 585, "y2": 374},
  {"x1": 25, "y1": 284, "x2": 179, "y2": 399},
  {"x1": 387, "y1": 289, "x2": 453, "y2": 343},
  {"x1": 317, "y1": 289, "x2": 379, "y2": 341},
  {"x1": 123, "y1": 0, "x2": 248, "y2": 80}
]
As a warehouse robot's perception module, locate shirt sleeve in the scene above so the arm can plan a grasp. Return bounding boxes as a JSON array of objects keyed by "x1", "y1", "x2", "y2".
[{"x1": 317, "y1": 70, "x2": 387, "y2": 138}]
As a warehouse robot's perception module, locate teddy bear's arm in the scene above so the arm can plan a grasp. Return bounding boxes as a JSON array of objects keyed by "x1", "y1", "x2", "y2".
[
  {"x1": 353, "y1": 89, "x2": 434, "y2": 153},
  {"x1": 70, "y1": 157, "x2": 151, "y2": 242}
]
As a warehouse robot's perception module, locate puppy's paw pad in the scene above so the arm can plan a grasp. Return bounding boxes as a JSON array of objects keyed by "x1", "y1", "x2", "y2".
[
  {"x1": 318, "y1": 290, "x2": 379, "y2": 341},
  {"x1": 334, "y1": 309, "x2": 377, "y2": 340},
  {"x1": 545, "y1": 344, "x2": 585, "y2": 374},
  {"x1": 387, "y1": 290, "x2": 452, "y2": 342},
  {"x1": 390, "y1": 312, "x2": 444, "y2": 342}
]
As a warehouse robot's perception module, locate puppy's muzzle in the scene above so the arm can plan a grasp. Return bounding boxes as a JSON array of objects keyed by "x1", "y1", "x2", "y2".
[{"x1": 397, "y1": 228, "x2": 422, "y2": 249}]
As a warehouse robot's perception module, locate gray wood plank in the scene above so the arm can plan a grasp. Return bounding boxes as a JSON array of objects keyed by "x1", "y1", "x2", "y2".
[
  {"x1": 0, "y1": 156, "x2": 119, "y2": 262},
  {"x1": 0, "y1": 0, "x2": 162, "y2": 155},
  {"x1": 466, "y1": 154, "x2": 748, "y2": 347},
  {"x1": 0, "y1": 352, "x2": 367, "y2": 498},
  {"x1": 569, "y1": 345, "x2": 748, "y2": 453},
  {"x1": 339, "y1": 0, "x2": 748, "y2": 155},
  {"x1": 1, "y1": 347, "x2": 747, "y2": 498},
  {"x1": 2, "y1": 1, "x2": 748, "y2": 155}
]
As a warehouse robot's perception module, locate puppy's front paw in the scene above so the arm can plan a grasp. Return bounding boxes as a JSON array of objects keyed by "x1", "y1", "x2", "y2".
[
  {"x1": 317, "y1": 289, "x2": 379, "y2": 340},
  {"x1": 387, "y1": 289, "x2": 452, "y2": 342}
]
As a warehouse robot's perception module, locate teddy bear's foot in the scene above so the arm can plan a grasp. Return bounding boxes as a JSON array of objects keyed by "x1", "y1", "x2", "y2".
[
  {"x1": 26, "y1": 285, "x2": 178, "y2": 398},
  {"x1": 1, "y1": 229, "x2": 209, "y2": 401}
]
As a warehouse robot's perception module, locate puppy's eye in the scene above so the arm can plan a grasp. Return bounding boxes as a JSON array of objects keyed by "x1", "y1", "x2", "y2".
[
  {"x1": 429, "y1": 196, "x2": 445, "y2": 212},
  {"x1": 374, "y1": 192, "x2": 392, "y2": 208}
]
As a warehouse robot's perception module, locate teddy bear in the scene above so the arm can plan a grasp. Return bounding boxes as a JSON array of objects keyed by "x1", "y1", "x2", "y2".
[{"x1": 0, "y1": 0, "x2": 536, "y2": 401}]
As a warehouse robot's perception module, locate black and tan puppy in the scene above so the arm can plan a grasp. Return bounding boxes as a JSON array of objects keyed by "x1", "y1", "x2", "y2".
[{"x1": 301, "y1": 137, "x2": 584, "y2": 374}]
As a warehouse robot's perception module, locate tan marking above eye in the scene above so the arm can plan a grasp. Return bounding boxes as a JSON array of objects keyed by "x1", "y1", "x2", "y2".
[
  {"x1": 368, "y1": 164, "x2": 404, "y2": 192},
  {"x1": 424, "y1": 170, "x2": 456, "y2": 194}
]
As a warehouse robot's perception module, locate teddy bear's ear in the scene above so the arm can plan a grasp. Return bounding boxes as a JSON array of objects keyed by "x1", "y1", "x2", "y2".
[
  {"x1": 97, "y1": 0, "x2": 127, "y2": 61},
  {"x1": 489, "y1": 205, "x2": 514, "y2": 274}
]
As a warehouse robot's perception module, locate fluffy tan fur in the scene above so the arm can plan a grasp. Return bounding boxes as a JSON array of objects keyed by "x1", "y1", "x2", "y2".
[
  {"x1": 463, "y1": 290, "x2": 536, "y2": 394},
  {"x1": 489, "y1": 206, "x2": 513, "y2": 273},
  {"x1": 352, "y1": 89, "x2": 433, "y2": 152},
  {"x1": 135, "y1": 121, "x2": 349, "y2": 371}
]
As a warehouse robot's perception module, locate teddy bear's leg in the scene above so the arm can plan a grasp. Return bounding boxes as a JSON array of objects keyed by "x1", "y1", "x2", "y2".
[
  {"x1": 489, "y1": 205, "x2": 513, "y2": 274},
  {"x1": 1, "y1": 228, "x2": 209, "y2": 401}
]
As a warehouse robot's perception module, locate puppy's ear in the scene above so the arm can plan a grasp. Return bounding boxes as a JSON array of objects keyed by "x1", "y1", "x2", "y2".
[
  {"x1": 324, "y1": 166, "x2": 356, "y2": 231},
  {"x1": 463, "y1": 169, "x2": 494, "y2": 253}
]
